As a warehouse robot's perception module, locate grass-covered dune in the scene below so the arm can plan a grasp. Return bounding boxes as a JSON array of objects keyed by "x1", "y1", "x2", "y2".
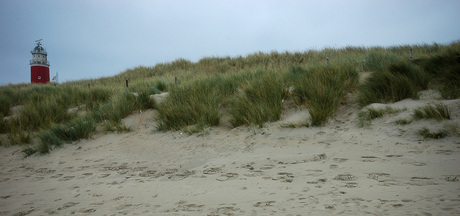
[{"x1": 1, "y1": 41, "x2": 459, "y2": 155}]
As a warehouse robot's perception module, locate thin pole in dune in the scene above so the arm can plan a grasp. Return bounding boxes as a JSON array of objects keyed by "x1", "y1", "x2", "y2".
[
  {"x1": 175, "y1": 76, "x2": 177, "y2": 85},
  {"x1": 88, "y1": 83, "x2": 91, "y2": 90},
  {"x1": 410, "y1": 48, "x2": 413, "y2": 61},
  {"x1": 326, "y1": 58, "x2": 329, "y2": 67},
  {"x1": 125, "y1": 79, "x2": 129, "y2": 90}
]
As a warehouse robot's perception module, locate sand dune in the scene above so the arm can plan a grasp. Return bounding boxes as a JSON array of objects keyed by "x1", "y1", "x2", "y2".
[{"x1": 1, "y1": 95, "x2": 459, "y2": 215}]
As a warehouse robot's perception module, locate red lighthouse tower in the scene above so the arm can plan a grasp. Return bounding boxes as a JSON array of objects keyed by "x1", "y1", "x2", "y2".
[{"x1": 30, "y1": 39, "x2": 50, "y2": 84}]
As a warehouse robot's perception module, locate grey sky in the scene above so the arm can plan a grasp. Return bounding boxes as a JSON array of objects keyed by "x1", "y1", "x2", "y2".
[{"x1": 1, "y1": 0, "x2": 459, "y2": 85}]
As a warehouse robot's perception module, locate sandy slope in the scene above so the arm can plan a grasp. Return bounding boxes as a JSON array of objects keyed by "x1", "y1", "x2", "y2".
[{"x1": 1, "y1": 95, "x2": 459, "y2": 216}]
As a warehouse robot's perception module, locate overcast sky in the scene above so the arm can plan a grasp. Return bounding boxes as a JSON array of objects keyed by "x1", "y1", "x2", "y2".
[{"x1": 1, "y1": 0, "x2": 459, "y2": 85}]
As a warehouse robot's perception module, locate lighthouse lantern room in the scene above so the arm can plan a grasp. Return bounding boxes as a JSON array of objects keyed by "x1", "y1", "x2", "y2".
[{"x1": 30, "y1": 39, "x2": 50, "y2": 84}]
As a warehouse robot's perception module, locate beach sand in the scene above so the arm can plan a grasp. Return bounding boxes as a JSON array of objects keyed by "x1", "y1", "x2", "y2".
[{"x1": 1, "y1": 94, "x2": 459, "y2": 215}]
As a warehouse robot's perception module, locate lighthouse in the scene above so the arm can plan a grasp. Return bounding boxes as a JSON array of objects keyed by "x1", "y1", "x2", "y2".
[{"x1": 30, "y1": 39, "x2": 50, "y2": 84}]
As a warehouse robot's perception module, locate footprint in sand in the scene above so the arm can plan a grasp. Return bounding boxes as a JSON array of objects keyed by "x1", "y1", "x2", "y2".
[
  {"x1": 209, "y1": 206, "x2": 244, "y2": 216},
  {"x1": 35, "y1": 168, "x2": 56, "y2": 175},
  {"x1": 115, "y1": 204, "x2": 133, "y2": 211},
  {"x1": 254, "y1": 201, "x2": 276, "y2": 207},
  {"x1": 20, "y1": 193, "x2": 34, "y2": 196},
  {"x1": 305, "y1": 169, "x2": 323, "y2": 176},
  {"x1": 167, "y1": 170, "x2": 195, "y2": 181},
  {"x1": 139, "y1": 170, "x2": 157, "y2": 177},
  {"x1": 325, "y1": 205, "x2": 335, "y2": 210},
  {"x1": 313, "y1": 153, "x2": 327, "y2": 161},
  {"x1": 58, "y1": 176, "x2": 75, "y2": 181},
  {"x1": 435, "y1": 150, "x2": 454, "y2": 155},
  {"x1": 368, "y1": 173, "x2": 391, "y2": 181},
  {"x1": 445, "y1": 175, "x2": 459, "y2": 182},
  {"x1": 409, "y1": 177, "x2": 438, "y2": 186},
  {"x1": 78, "y1": 165, "x2": 90, "y2": 170},
  {"x1": 345, "y1": 182, "x2": 358, "y2": 188},
  {"x1": 334, "y1": 174, "x2": 357, "y2": 181},
  {"x1": 361, "y1": 156, "x2": 379, "y2": 162},
  {"x1": 274, "y1": 172, "x2": 294, "y2": 183},
  {"x1": 385, "y1": 154, "x2": 403, "y2": 158},
  {"x1": 259, "y1": 164, "x2": 275, "y2": 170},
  {"x1": 107, "y1": 181, "x2": 122, "y2": 185},
  {"x1": 113, "y1": 196, "x2": 125, "y2": 201},
  {"x1": 100, "y1": 173, "x2": 111, "y2": 178},
  {"x1": 216, "y1": 173, "x2": 239, "y2": 181},
  {"x1": 181, "y1": 204, "x2": 205, "y2": 212},
  {"x1": 78, "y1": 208, "x2": 96, "y2": 213},
  {"x1": 410, "y1": 177, "x2": 431, "y2": 180},
  {"x1": 50, "y1": 174, "x2": 64, "y2": 178},
  {"x1": 172, "y1": 201, "x2": 205, "y2": 212},
  {"x1": 11, "y1": 208, "x2": 34, "y2": 216},
  {"x1": 62, "y1": 166, "x2": 74, "y2": 172},
  {"x1": 330, "y1": 164, "x2": 339, "y2": 169},
  {"x1": 203, "y1": 167, "x2": 221, "y2": 175},
  {"x1": 307, "y1": 178, "x2": 328, "y2": 184},
  {"x1": 140, "y1": 168, "x2": 185, "y2": 180},
  {"x1": 58, "y1": 202, "x2": 79, "y2": 210},
  {"x1": 333, "y1": 158, "x2": 348, "y2": 163},
  {"x1": 240, "y1": 164, "x2": 255, "y2": 170},
  {"x1": 244, "y1": 170, "x2": 264, "y2": 177},
  {"x1": 402, "y1": 161, "x2": 427, "y2": 166}
]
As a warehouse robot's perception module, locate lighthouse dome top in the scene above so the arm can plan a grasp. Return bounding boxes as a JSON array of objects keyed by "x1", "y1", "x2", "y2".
[{"x1": 31, "y1": 40, "x2": 47, "y2": 54}]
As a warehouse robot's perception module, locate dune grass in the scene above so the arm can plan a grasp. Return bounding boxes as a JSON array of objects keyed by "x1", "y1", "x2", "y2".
[
  {"x1": 156, "y1": 78, "x2": 222, "y2": 131},
  {"x1": 289, "y1": 65, "x2": 358, "y2": 126},
  {"x1": 414, "y1": 47, "x2": 460, "y2": 99},
  {"x1": 229, "y1": 71, "x2": 286, "y2": 127},
  {"x1": 49, "y1": 115, "x2": 97, "y2": 142},
  {"x1": 395, "y1": 118, "x2": 412, "y2": 125},
  {"x1": 362, "y1": 49, "x2": 400, "y2": 72},
  {"x1": 356, "y1": 43, "x2": 460, "y2": 107},
  {"x1": 7, "y1": 132, "x2": 32, "y2": 146},
  {"x1": 20, "y1": 89, "x2": 153, "y2": 155},
  {"x1": 13, "y1": 97, "x2": 75, "y2": 131},
  {"x1": 85, "y1": 87, "x2": 113, "y2": 110},
  {"x1": 0, "y1": 118, "x2": 7, "y2": 134},
  {"x1": 358, "y1": 106, "x2": 405, "y2": 128},
  {"x1": 102, "y1": 121, "x2": 131, "y2": 133},
  {"x1": 357, "y1": 61, "x2": 429, "y2": 107},
  {"x1": 0, "y1": 41, "x2": 459, "y2": 153},
  {"x1": 413, "y1": 102, "x2": 450, "y2": 121},
  {"x1": 92, "y1": 90, "x2": 152, "y2": 124},
  {"x1": 418, "y1": 127, "x2": 448, "y2": 139},
  {"x1": 35, "y1": 130, "x2": 62, "y2": 154},
  {"x1": 0, "y1": 94, "x2": 12, "y2": 117}
]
